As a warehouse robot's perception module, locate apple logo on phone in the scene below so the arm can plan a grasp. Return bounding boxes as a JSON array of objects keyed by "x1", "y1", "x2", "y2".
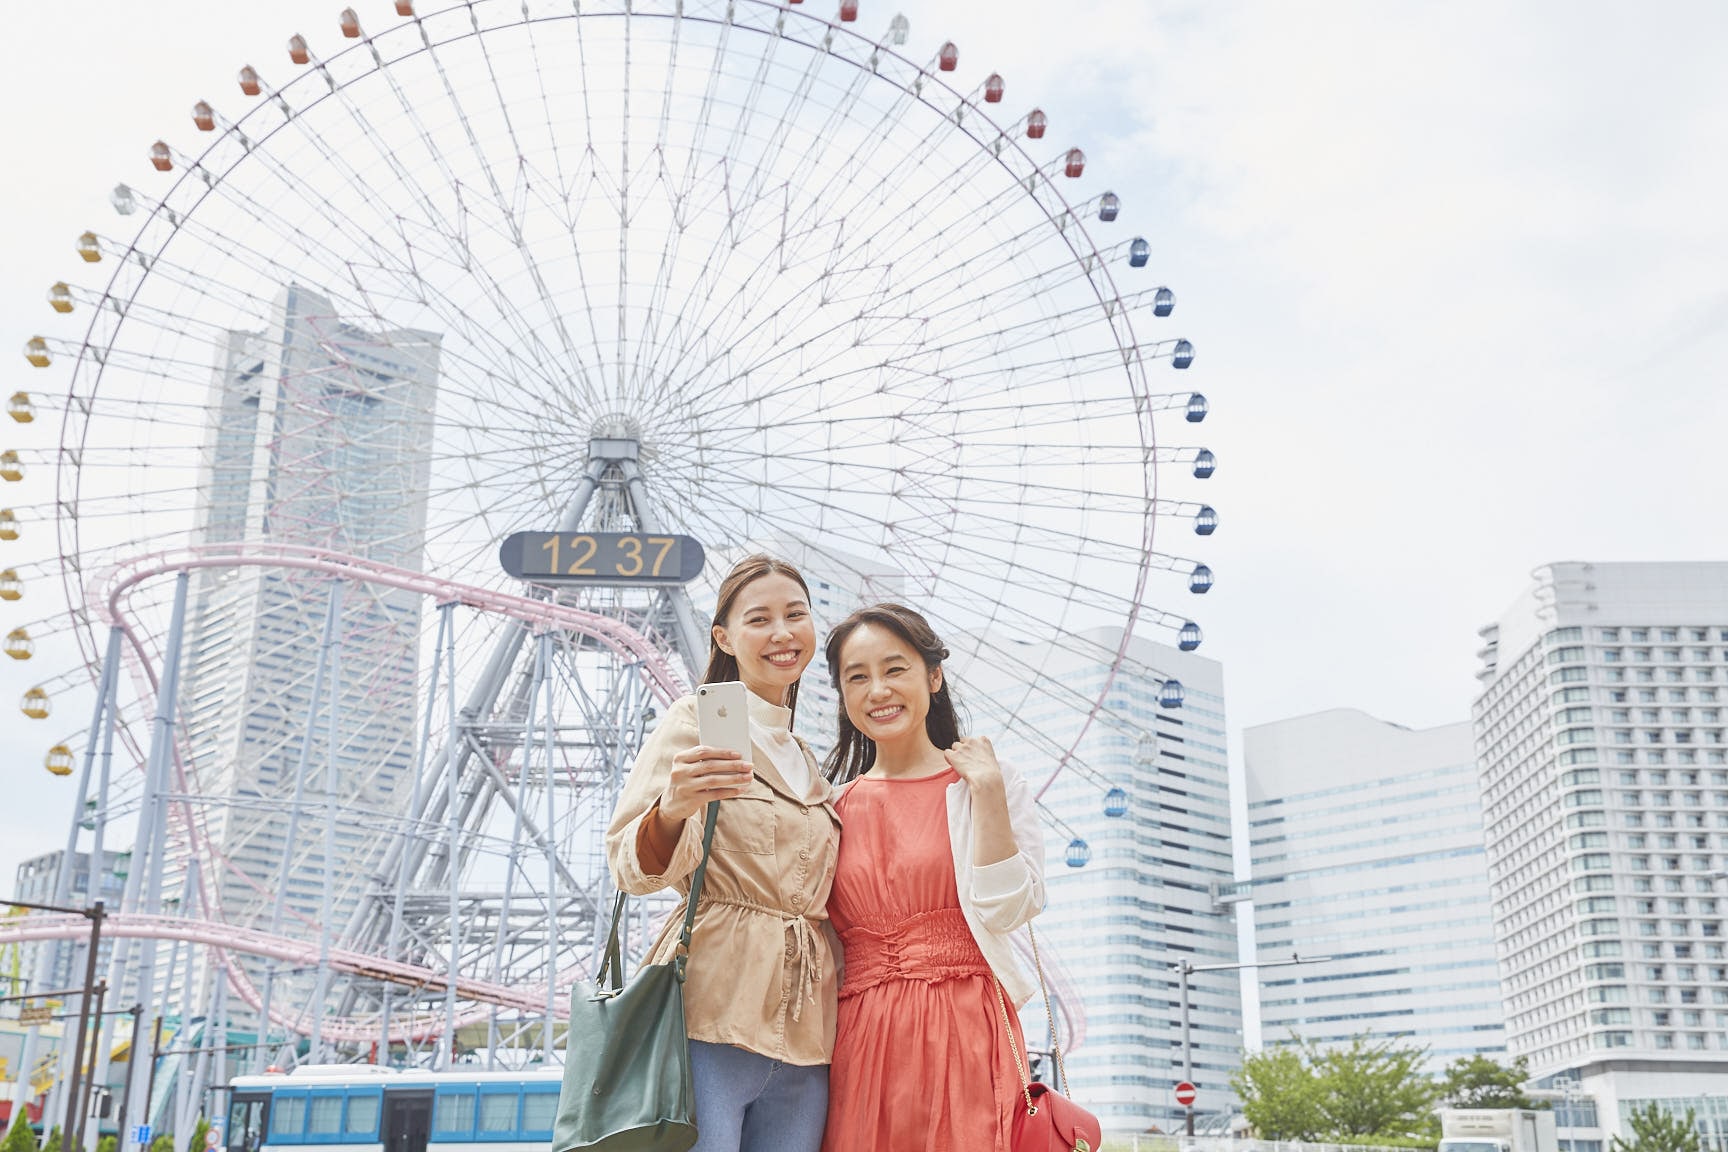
[{"x1": 715, "y1": 705, "x2": 729, "y2": 718}]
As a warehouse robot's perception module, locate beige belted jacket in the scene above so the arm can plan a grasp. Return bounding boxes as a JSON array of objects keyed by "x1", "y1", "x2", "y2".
[{"x1": 605, "y1": 690, "x2": 841, "y2": 1066}]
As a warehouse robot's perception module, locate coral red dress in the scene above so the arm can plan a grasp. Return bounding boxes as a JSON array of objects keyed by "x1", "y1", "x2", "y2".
[{"x1": 822, "y1": 767, "x2": 1027, "y2": 1152}]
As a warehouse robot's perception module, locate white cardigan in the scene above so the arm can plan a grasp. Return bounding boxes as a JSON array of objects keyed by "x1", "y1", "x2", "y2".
[{"x1": 945, "y1": 757, "x2": 1047, "y2": 1007}]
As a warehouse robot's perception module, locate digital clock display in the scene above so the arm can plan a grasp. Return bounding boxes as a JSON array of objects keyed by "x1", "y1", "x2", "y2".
[{"x1": 499, "y1": 532, "x2": 706, "y2": 586}]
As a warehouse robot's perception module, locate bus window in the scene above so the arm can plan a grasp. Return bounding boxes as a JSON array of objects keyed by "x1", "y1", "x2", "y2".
[
  {"x1": 346, "y1": 1091, "x2": 382, "y2": 1140},
  {"x1": 431, "y1": 1090, "x2": 475, "y2": 1141},
  {"x1": 271, "y1": 1094, "x2": 307, "y2": 1142},
  {"x1": 227, "y1": 1095, "x2": 269, "y2": 1152},
  {"x1": 308, "y1": 1095, "x2": 343, "y2": 1139},
  {"x1": 520, "y1": 1091, "x2": 557, "y2": 1140},
  {"x1": 476, "y1": 1090, "x2": 517, "y2": 1138}
]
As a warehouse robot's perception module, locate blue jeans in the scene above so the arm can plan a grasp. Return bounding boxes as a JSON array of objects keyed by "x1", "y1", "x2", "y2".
[{"x1": 688, "y1": 1040, "x2": 828, "y2": 1152}]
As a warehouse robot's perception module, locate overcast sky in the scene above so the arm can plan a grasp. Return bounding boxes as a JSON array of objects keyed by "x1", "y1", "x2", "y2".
[{"x1": 1, "y1": 2, "x2": 1725, "y2": 907}]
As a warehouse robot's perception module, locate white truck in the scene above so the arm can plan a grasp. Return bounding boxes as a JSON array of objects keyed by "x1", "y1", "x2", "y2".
[{"x1": 1438, "y1": 1109, "x2": 1560, "y2": 1152}]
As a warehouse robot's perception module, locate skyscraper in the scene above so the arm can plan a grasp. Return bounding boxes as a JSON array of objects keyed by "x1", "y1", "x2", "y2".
[
  {"x1": 178, "y1": 284, "x2": 440, "y2": 949},
  {"x1": 961, "y1": 629, "x2": 1237, "y2": 1133},
  {"x1": 1474, "y1": 561, "x2": 1728, "y2": 1140},
  {"x1": 1244, "y1": 709, "x2": 1507, "y2": 1065}
]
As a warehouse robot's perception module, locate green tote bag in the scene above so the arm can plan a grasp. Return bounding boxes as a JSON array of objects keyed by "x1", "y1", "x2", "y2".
[{"x1": 552, "y1": 801, "x2": 718, "y2": 1152}]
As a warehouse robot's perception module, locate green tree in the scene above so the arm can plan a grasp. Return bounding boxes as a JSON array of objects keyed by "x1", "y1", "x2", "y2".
[
  {"x1": 40, "y1": 1127, "x2": 61, "y2": 1152},
  {"x1": 148, "y1": 1133, "x2": 175, "y2": 1152},
  {"x1": 1, "y1": 1116, "x2": 40, "y2": 1152},
  {"x1": 1612, "y1": 1104, "x2": 1705, "y2": 1152},
  {"x1": 1439, "y1": 1054, "x2": 1540, "y2": 1109},
  {"x1": 1309, "y1": 1034, "x2": 1438, "y2": 1139},
  {"x1": 97, "y1": 1135, "x2": 118, "y2": 1152},
  {"x1": 1232, "y1": 1046, "x2": 1326, "y2": 1141},
  {"x1": 184, "y1": 1118, "x2": 210, "y2": 1152}
]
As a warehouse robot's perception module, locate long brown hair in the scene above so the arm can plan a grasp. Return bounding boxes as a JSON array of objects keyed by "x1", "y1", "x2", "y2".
[
  {"x1": 822, "y1": 603, "x2": 965, "y2": 783},
  {"x1": 703, "y1": 554, "x2": 813, "y2": 716}
]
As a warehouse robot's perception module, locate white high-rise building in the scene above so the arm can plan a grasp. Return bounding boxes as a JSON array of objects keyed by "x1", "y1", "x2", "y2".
[
  {"x1": 1244, "y1": 710, "x2": 1507, "y2": 1065},
  {"x1": 960, "y1": 630, "x2": 1237, "y2": 1133},
  {"x1": 1474, "y1": 561, "x2": 1728, "y2": 1145},
  {"x1": 178, "y1": 285, "x2": 440, "y2": 947}
]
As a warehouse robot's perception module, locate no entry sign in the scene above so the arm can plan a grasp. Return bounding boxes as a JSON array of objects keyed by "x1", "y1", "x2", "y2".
[{"x1": 1175, "y1": 1081, "x2": 1197, "y2": 1106}]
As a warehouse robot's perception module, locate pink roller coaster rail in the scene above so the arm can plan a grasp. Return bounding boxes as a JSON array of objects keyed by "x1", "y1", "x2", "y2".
[{"x1": 62, "y1": 542, "x2": 692, "y2": 1042}]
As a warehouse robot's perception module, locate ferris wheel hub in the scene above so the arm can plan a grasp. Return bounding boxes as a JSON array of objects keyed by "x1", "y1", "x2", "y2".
[{"x1": 589, "y1": 413, "x2": 644, "y2": 447}]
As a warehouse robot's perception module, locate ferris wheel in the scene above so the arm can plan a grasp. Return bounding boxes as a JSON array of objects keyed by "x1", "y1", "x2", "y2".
[{"x1": 2, "y1": 0, "x2": 1213, "y2": 1079}]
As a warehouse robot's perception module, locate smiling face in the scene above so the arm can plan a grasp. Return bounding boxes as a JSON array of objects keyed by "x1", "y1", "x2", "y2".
[
  {"x1": 837, "y1": 621, "x2": 943, "y2": 748},
  {"x1": 712, "y1": 571, "x2": 816, "y2": 705}
]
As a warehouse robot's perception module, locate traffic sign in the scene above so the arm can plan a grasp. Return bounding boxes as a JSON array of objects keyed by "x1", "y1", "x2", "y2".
[
  {"x1": 18, "y1": 1004, "x2": 52, "y2": 1025},
  {"x1": 205, "y1": 1128, "x2": 222, "y2": 1148},
  {"x1": 499, "y1": 531, "x2": 706, "y2": 586},
  {"x1": 132, "y1": 1126, "x2": 152, "y2": 1147},
  {"x1": 1174, "y1": 1081, "x2": 1197, "y2": 1107}
]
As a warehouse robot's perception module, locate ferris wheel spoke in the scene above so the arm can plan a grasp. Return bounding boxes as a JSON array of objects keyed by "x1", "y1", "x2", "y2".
[{"x1": 677, "y1": 455, "x2": 1153, "y2": 591}]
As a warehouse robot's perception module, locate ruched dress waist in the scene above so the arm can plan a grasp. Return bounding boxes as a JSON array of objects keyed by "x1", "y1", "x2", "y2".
[{"x1": 838, "y1": 906, "x2": 991, "y2": 998}]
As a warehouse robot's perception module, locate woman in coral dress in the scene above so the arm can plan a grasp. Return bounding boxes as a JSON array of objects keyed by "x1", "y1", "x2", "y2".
[{"x1": 818, "y1": 603, "x2": 1046, "y2": 1152}]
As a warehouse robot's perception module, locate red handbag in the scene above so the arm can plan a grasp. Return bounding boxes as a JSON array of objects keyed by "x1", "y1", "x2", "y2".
[{"x1": 993, "y1": 926, "x2": 1103, "y2": 1152}]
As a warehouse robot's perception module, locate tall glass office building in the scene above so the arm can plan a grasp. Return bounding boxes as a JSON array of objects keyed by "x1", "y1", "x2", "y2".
[
  {"x1": 178, "y1": 285, "x2": 441, "y2": 950},
  {"x1": 961, "y1": 629, "x2": 1236, "y2": 1132},
  {"x1": 1245, "y1": 709, "x2": 1507, "y2": 1064},
  {"x1": 1475, "y1": 561, "x2": 1728, "y2": 1147}
]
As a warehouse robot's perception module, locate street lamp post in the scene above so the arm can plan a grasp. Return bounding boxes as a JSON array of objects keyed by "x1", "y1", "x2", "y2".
[
  {"x1": 1172, "y1": 952, "x2": 1332, "y2": 1137},
  {"x1": 6, "y1": 898, "x2": 107, "y2": 1152}
]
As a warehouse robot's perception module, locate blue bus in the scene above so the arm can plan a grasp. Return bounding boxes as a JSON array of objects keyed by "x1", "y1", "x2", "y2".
[{"x1": 225, "y1": 1067, "x2": 563, "y2": 1152}]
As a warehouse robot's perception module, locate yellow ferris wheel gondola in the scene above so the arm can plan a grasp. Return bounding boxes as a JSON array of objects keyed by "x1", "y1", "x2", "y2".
[
  {"x1": 21, "y1": 687, "x2": 50, "y2": 720},
  {"x1": 45, "y1": 745, "x2": 74, "y2": 777},
  {"x1": 4, "y1": 628, "x2": 31, "y2": 660}
]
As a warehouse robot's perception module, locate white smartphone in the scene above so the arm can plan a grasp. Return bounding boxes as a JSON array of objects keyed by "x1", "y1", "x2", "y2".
[{"x1": 696, "y1": 680, "x2": 752, "y2": 759}]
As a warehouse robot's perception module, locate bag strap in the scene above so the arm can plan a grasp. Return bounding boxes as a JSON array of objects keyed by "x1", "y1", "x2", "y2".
[
  {"x1": 1027, "y1": 923, "x2": 1069, "y2": 1093},
  {"x1": 675, "y1": 800, "x2": 721, "y2": 980},
  {"x1": 992, "y1": 976, "x2": 1037, "y2": 1119},
  {"x1": 595, "y1": 800, "x2": 720, "y2": 990},
  {"x1": 992, "y1": 922, "x2": 1068, "y2": 1110}
]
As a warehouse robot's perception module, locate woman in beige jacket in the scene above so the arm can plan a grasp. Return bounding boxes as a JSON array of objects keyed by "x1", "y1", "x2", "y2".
[{"x1": 605, "y1": 554, "x2": 840, "y2": 1152}]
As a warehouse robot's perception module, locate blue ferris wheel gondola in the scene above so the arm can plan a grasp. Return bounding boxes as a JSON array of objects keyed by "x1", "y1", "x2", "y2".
[
  {"x1": 1192, "y1": 449, "x2": 1216, "y2": 479},
  {"x1": 1178, "y1": 621, "x2": 1202, "y2": 651},
  {"x1": 1128, "y1": 237, "x2": 1149, "y2": 267},
  {"x1": 1189, "y1": 564, "x2": 1213, "y2": 594},
  {"x1": 1099, "y1": 191, "x2": 1120, "y2": 222},
  {"x1": 1159, "y1": 680, "x2": 1185, "y2": 709},
  {"x1": 1104, "y1": 787, "x2": 1129, "y2": 818},
  {"x1": 1153, "y1": 286, "x2": 1175, "y2": 317},
  {"x1": 1172, "y1": 339, "x2": 1195, "y2": 369},
  {"x1": 1185, "y1": 393, "x2": 1208, "y2": 423},
  {"x1": 1193, "y1": 506, "x2": 1217, "y2": 536},
  {"x1": 1065, "y1": 837, "x2": 1092, "y2": 868}
]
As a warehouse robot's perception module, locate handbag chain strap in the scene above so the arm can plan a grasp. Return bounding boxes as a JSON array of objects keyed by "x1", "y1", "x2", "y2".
[
  {"x1": 595, "y1": 800, "x2": 720, "y2": 990},
  {"x1": 992, "y1": 976, "x2": 1037, "y2": 1118},
  {"x1": 1028, "y1": 924, "x2": 1069, "y2": 1093},
  {"x1": 992, "y1": 921, "x2": 1068, "y2": 1117}
]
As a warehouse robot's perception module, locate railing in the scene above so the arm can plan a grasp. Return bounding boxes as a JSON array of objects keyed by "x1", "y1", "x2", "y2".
[{"x1": 1105, "y1": 1138, "x2": 1424, "y2": 1152}]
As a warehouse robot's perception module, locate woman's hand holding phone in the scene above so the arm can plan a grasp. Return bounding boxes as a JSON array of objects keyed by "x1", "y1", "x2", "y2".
[{"x1": 659, "y1": 745, "x2": 755, "y2": 821}]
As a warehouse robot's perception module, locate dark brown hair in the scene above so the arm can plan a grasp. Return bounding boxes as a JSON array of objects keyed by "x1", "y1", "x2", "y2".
[
  {"x1": 703, "y1": 554, "x2": 813, "y2": 716},
  {"x1": 822, "y1": 602, "x2": 965, "y2": 783}
]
